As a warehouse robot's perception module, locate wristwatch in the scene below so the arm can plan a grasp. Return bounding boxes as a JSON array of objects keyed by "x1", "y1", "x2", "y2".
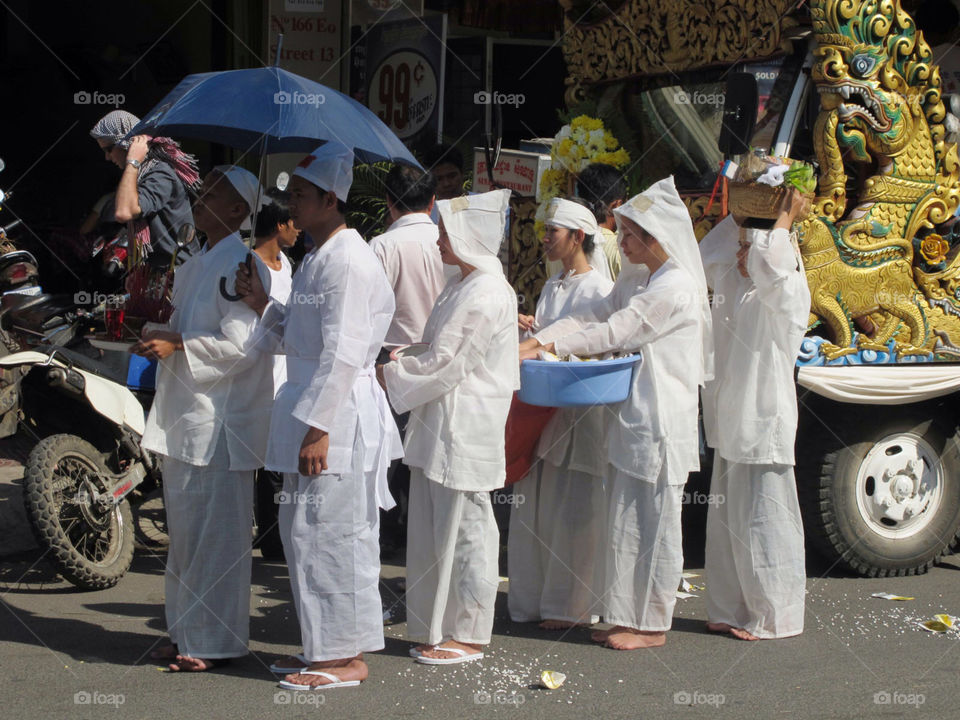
[{"x1": 127, "y1": 159, "x2": 142, "y2": 169}]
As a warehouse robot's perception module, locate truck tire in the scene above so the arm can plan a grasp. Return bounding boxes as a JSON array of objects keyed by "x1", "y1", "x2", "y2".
[
  {"x1": 22, "y1": 434, "x2": 135, "y2": 590},
  {"x1": 798, "y1": 406, "x2": 960, "y2": 577}
]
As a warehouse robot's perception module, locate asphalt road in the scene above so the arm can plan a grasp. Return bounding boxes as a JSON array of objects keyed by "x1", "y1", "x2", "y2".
[{"x1": 2, "y1": 535, "x2": 960, "y2": 720}]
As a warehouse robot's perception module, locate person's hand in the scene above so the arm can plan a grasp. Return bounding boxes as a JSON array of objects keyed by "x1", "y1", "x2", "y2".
[
  {"x1": 519, "y1": 347, "x2": 541, "y2": 363},
  {"x1": 518, "y1": 314, "x2": 537, "y2": 332},
  {"x1": 375, "y1": 363, "x2": 387, "y2": 391},
  {"x1": 235, "y1": 259, "x2": 269, "y2": 315},
  {"x1": 299, "y1": 426, "x2": 329, "y2": 476},
  {"x1": 774, "y1": 188, "x2": 810, "y2": 230},
  {"x1": 736, "y1": 242, "x2": 750, "y2": 278},
  {"x1": 130, "y1": 330, "x2": 183, "y2": 359},
  {"x1": 126, "y1": 135, "x2": 150, "y2": 164}
]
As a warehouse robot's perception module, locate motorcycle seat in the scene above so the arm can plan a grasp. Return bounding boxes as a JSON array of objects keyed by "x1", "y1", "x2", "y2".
[{"x1": 34, "y1": 344, "x2": 129, "y2": 386}]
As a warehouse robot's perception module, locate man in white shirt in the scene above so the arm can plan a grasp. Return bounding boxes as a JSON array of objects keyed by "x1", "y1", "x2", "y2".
[
  {"x1": 132, "y1": 165, "x2": 273, "y2": 672},
  {"x1": 369, "y1": 165, "x2": 445, "y2": 552},
  {"x1": 235, "y1": 142, "x2": 401, "y2": 690}
]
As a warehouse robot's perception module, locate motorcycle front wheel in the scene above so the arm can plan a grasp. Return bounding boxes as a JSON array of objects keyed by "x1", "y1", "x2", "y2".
[{"x1": 22, "y1": 434, "x2": 134, "y2": 590}]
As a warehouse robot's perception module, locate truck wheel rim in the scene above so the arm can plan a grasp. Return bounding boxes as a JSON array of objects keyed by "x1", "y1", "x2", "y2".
[{"x1": 855, "y1": 432, "x2": 943, "y2": 540}]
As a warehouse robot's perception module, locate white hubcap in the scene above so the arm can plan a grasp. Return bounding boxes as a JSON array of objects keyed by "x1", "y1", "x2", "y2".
[{"x1": 855, "y1": 433, "x2": 943, "y2": 539}]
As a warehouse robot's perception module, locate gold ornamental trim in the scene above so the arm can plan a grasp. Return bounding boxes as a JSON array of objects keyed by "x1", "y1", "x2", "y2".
[{"x1": 562, "y1": 0, "x2": 798, "y2": 101}]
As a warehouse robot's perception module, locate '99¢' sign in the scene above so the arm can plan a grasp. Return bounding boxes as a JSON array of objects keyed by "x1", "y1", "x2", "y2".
[{"x1": 369, "y1": 50, "x2": 437, "y2": 140}]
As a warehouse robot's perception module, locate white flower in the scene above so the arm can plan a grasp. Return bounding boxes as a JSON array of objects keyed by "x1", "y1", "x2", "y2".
[{"x1": 556, "y1": 125, "x2": 572, "y2": 141}]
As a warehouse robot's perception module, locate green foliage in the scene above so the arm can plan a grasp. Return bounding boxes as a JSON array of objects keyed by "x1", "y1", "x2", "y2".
[{"x1": 347, "y1": 162, "x2": 392, "y2": 240}]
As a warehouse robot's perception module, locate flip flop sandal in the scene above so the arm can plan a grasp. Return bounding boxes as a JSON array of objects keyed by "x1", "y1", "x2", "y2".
[
  {"x1": 415, "y1": 647, "x2": 484, "y2": 665},
  {"x1": 278, "y1": 670, "x2": 362, "y2": 690},
  {"x1": 270, "y1": 653, "x2": 309, "y2": 673},
  {"x1": 408, "y1": 646, "x2": 433, "y2": 659}
]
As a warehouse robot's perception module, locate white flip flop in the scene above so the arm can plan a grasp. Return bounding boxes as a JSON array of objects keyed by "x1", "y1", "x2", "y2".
[
  {"x1": 415, "y1": 647, "x2": 484, "y2": 665},
  {"x1": 277, "y1": 670, "x2": 362, "y2": 690},
  {"x1": 269, "y1": 653, "x2": 308, "y2": 674}
]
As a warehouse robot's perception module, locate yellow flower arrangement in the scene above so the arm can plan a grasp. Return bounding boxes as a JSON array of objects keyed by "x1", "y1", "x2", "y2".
[
  {"x1": 535, "y1": 115, "x2": 630, "y2": 237},
  {"x1": 919, "y1": 233, "x2": 949, "y2": 265}
]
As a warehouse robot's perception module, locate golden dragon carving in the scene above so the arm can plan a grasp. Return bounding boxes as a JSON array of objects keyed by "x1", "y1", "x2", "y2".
[{"x1": 800, "y1": 0, "x2": 960, "y2": 359}]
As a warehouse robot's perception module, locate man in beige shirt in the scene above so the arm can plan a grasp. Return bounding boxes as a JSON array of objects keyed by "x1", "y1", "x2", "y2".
[{"x1": 369, "y1": 164, "x2": 445, "y2": 552}]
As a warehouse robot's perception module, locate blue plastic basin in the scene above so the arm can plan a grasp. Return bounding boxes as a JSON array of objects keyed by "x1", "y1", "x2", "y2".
[{"x1": 518, "y1": 354, "x2": 642, "y2": 408}]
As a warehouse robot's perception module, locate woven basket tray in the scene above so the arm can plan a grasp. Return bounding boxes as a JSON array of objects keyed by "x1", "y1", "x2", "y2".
[{"x1": 728, "y1": 181, "x2": 811, "y2": 219}]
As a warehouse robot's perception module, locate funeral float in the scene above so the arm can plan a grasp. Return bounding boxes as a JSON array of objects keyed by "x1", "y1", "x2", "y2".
[{"x1": 557, "y1": 0, "x2": 960, "y2": 578}]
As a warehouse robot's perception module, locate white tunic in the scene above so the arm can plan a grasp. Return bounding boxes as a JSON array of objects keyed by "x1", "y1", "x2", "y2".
[
  {"x1": 142, "y1": 233, "x2": 273, "y2": 470},
  {"x1": 535, "y1": 258, "x2": 704, "y2": 484},
  {"x1": 700, "y1": 217, "x2": 810, "y2": 464},
  {"x1": 532, "y1": 268, "x2": 614, "y2": 475},
  {"x1": 369, "y1": 213, "x2": 446, "y2": 348},
  {"x1": 258, "y1": 228, "x2": 401, "y2": 497},
  {"x1": 253, "y1": 251, "x2": 293, "y2": 396},
  {"x1": 383, "y1": 270, "x2": 521, "y2": 492}
]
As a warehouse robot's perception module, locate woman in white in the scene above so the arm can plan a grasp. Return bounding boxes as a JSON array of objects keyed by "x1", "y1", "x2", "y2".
[
  {"x1": 699, "y1": 191, "x2": 809, "y2": 641},
  {"x1": 508, "y1": 197, "x2": 613, "y2": 629},
  {"x1": 379, "y1": 189, "x2": 520, "y2": 665},
  {"x1": 520, "y1": 176, "x2": 712, "y2": 650},
  {"x1": 252, "y1": 188, "x2": 297, "y2": 394}
]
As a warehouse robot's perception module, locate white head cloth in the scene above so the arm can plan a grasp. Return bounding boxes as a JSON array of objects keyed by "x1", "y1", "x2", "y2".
[
  {"x1": 293, "y1": 142, "x2": 354, "y2": 201},
  {"x1": 613, "y1": 175, "x2": 714, "y2": 385},
  {"x1": 437, "y1": 188, "x2": 511, "y2": 276},
  {"x1": 545, "y1": 197, "x2": 599, "y2": 236},
  {"x1": 544, "y1": 196, "x2": 611, "y2": 280},
  {"x1": 212, "y1": 165, "x2": 263, "y2": 219}
]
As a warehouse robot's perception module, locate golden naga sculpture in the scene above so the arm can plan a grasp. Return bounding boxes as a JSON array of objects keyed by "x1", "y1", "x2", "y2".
[{"x1": 800, "y1": 0, "x2": 960, "y2": 359}]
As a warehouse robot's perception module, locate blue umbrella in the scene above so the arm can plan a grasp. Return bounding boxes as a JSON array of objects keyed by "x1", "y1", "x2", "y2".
[{"x1": 129, "y1": 66, "x2": 421, "y2": 167}]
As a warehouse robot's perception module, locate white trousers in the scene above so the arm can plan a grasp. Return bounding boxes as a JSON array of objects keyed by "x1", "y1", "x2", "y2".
[
  {"x1": 604, "y1": 465, "x2": 685, "y2": 632},
  {"x1": 405, "y1": 469, "x2": 500, "y2": 645},
  {"x1": 280, "y1": 466, "x2": 384, "y2": 661},
  {"x1": 507, "y1": 461, "x2": 605, "y2": 624},
  {"x1": 162, "y1": 439, "x2": 254, "y2": 659},
  {"x1": 705, "y1": 457, "x2": 806, "y2": 638}
]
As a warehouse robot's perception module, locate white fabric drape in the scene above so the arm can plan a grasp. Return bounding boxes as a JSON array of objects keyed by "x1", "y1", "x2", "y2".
[
  {"x1": 603, "y1": 463, "x2": 685, "y2": 631},
  {"x1": 405, "y1": 469, "x2": 500, "y2": 645},
  {"x1": 508, "y1": 461, "x2": 606, "y2": 624},
  {"x1": 705, "y1": 458, "x2": 806, "y2": 639},
  {"x1": 162, "y1": 435, "x2": 254, "y2": 658}
]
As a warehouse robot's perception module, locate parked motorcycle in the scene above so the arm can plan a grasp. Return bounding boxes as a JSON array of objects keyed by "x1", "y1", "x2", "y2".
[{"x1": 0, "y1": 345, "x2": 159, "y2": 589}]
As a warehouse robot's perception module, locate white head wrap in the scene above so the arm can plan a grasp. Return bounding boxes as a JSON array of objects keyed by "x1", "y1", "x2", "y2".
[
  {"x1": 613, "y1": 175, "x2": 714, "y2": 385},
  {"x1": 293, "y1": 142, "x2": 354, "y2": 202},
  {"x1": 436, "y1": 188, "x2": 511, "y2": 276},
  {"x1": 543, "y1": 197, "x2": 612, "y2": 281},
  {"x1": 212, "y1": 165, "x2": 263, "y2": 219},
  {"x1": 545, "y1": 197, "x2": 599, "y2": 236}
]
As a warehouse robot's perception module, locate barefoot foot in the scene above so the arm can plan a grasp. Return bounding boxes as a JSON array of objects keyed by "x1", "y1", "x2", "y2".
[
  {"x1": 706, "y1": 622, "x2": 758, "y2": 641},
  {"x1": 603, "y1": 626, "x2": 666, "y2": 650},
  {"x1": 591, "y1": 628, "x2": 611, "y2": 644},
  {"x1": 167, "y1": 655, "x2": 231, "y2": 672}
]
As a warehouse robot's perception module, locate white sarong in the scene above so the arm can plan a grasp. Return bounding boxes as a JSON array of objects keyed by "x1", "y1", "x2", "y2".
[
  {"x1": 604, "y1": 463, "x2": 684, "y2": 632},
  {"x1": 507, "y1": 461, "x2": 606, "y2": 624},
  {"x1": 280, "y1": 448, "x2": 385, "y2": 661},
  {"x1": 705, "y1": 457, "x2": 805, "y2": 639},
  {"x1": 162, "y1": 433, "x2": 254, "y2": 658},
  {"x1": 405, "y1": 469, "x2": 500, "y2": 645}
]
